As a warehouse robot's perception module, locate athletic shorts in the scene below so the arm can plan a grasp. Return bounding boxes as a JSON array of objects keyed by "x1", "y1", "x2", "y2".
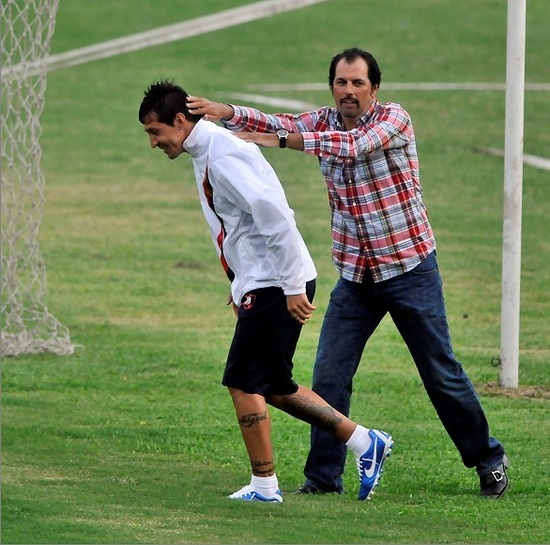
[{"x1": 222, "y1": 280, "x2": 316, "y2": 397}]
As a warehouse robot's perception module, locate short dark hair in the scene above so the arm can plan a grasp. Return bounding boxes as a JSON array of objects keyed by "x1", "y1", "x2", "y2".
[
  {"x1": 328, "y1": 48, "x2": 382, "y2": 88},
  {"x1": 138, "y1": 79, "x2": 203, "y2": 124}
]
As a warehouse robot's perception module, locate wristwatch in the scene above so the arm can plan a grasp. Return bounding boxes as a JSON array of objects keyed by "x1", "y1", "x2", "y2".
[{"x1": 277, "y1": 129, "x2": 289, "y2": 148}]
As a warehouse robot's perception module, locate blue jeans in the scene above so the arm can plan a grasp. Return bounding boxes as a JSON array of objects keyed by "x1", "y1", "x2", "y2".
[{"x1": 304, "y1": 252, "x2": 504, "y2": 492}]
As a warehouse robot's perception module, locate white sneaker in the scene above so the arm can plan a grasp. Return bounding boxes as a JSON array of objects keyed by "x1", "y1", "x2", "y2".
[{"x1": 228, "y1": 484, "x2": 283, "y2": 503}]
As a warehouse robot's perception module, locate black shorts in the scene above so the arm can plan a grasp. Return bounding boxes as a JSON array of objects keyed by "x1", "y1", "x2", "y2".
[{"x1": 222, "y1": 280, "x2": 316, "y2": 397}]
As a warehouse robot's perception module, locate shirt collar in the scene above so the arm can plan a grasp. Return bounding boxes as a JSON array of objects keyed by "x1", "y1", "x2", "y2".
[{"x1": 182, "y1": 118, "x2": 211, "y2": 156}]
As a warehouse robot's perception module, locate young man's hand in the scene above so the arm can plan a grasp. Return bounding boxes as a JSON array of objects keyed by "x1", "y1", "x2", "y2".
[
  {"x1": 286, "y1": 294, "x2": 316, "y2": 325},
  {"x1": 226, "y1": 292, "x2": 239, "y2": 318}
]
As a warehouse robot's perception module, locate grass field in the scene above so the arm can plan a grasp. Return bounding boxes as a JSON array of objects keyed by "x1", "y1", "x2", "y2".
[{"x1": 2, "y1": 0, "x2": 549, "y2": 543}]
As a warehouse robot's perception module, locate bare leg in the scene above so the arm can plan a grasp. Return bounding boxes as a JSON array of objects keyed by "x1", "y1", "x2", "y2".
[
  {"x1": 268, "y1": 385, "x2": 356, "y2": 442},
  {"x1": 228, "y1": 387, "x2": 275, "y2": 477}
]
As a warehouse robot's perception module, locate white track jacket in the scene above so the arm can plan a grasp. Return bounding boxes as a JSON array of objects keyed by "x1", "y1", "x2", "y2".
[{"x1": 183, "y1": 119, "x2": 317, "y2": 306}]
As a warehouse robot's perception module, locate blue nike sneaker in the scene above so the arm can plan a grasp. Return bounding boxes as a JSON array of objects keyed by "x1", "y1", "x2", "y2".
[
  {"x1": 357, "y1": 429, "x2": 394, "y2": 500},
  {"x1": 228, "y1": 484, "x2": 283, "y2": 503}
]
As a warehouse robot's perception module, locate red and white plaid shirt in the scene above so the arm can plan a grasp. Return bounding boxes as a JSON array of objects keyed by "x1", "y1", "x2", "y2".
[{"x1": 224, "y1": 100, "x2": 435, "y2": 283}]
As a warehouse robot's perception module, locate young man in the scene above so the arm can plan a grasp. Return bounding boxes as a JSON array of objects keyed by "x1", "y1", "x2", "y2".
[
  {"x1": 138, "y1": 80, "x2": 393, "y2": 503},
  {"x1": 187, "y1": 47, "x2": 509, "y2": 499}
]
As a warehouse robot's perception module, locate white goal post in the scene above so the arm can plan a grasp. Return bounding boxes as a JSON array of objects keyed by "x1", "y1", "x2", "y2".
[{"x1": 1, "y1": 0, "x2": 75, "y2": 356}]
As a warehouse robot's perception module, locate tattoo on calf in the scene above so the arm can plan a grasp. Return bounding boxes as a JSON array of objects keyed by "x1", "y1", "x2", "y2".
[
  {"x1": 281, "y1": 394, "x2": 342, "y2": 432},
  {"x1": 238, "y1": 411, "x2": 268, "y2": 428}
]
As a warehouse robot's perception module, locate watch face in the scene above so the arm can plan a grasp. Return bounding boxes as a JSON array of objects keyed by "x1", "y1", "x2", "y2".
[{"x1": 277, "y1": 129, "x2": 289, "y2": 148}]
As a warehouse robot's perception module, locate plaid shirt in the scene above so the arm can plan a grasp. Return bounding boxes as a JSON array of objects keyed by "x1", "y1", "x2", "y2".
[{"x1": 224, "y1": 100, "x2": 435, "y2": 283}]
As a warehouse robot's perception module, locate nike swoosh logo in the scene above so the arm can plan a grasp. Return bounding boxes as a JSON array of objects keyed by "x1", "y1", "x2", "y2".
[{"x1": 362, "y1": 437, "x2": 379, "y2": 478}]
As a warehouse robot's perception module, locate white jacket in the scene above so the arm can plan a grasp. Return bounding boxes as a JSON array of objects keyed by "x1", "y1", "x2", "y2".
[{"x1": 183, "y1": 119, "x2": 317, "y2": 305}]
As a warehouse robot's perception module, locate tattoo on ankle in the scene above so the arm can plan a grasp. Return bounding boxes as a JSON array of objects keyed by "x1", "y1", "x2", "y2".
[
  {"x1": 238, "y1": 411, "x2": 268, "y2": 428},
  {"x1": 251, "y1": 460, "x2": 274, "y2": 475}
]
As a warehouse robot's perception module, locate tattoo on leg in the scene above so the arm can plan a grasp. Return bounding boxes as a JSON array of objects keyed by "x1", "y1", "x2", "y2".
[
  {"x1": 251, "y1": 459, "x2": 274, "y2": 476},
  {"x1": 238, "y1": 411, "x2": 268, "y2": 428},
  {"x1": 278, "y1": 394, "x2": 342, "y2": 432}
]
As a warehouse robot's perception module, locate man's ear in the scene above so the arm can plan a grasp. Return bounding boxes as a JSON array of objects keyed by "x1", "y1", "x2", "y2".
[{"x1": 174, "y1": 112, "x2": 186, "y2": 128}]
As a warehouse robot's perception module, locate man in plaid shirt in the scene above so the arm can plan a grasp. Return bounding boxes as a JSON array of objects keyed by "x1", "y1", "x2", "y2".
[{"x1": 188, "y1": 48, "x2": 509, "y2": 499}]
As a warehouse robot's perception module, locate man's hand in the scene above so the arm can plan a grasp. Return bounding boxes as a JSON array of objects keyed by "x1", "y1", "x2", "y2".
[
  {"x1": 287, "y1": 293, "x2": 316, "y2": 325},
  {"x1": 187, "y1": 96, "x2": 234, "y2": 122}
]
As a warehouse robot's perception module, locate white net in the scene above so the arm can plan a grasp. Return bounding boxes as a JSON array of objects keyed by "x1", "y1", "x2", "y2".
[{"x1": 1, "y1": 0, "x2": 75, "y2": 356}]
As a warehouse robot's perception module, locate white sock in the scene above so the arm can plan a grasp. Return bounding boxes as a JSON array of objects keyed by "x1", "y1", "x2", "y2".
[
  {"x1": 251, "y1": 473, "x2": 279, "y2": 497},
  {"x1": 345, "y1": 425, "x2": 372, "y2": 458}
]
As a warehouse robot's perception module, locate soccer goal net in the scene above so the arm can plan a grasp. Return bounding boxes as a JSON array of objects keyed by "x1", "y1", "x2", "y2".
[{"x1": 1, "y1": 0, "x2": 75, "y2": 356}]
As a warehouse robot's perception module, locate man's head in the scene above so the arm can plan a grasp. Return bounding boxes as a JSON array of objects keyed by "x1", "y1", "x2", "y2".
[
  {"x1": 328, "y1": 48, "x2": 382, "y2": 129},
  {"x1": 139, "y1": 80, "x2": 203, "y2": 159}
]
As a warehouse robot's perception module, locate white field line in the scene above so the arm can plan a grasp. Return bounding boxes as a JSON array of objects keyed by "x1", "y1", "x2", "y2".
[
  {"x1": 227, "y1": 92, "x2": 320, "y2": 111},
  {"x1": 478, "y1": 147, "x2": 550, "y2": 171},
  {"x1": 2, "y1": 0, "x2": 332, "y2": 79}
]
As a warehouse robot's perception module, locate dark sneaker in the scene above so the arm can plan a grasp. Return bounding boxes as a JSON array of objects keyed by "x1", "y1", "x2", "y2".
[
  {"x1": 293, "y1": 483, "x2": 343, "y2": 495},
  {"x1": 293, "y1": 483, "x2": 319, "y2": 495},
  {"x1": 357, "y1": 429, "x2": 394, "y2": 500},
  {"x1": 480, "y1": 455, "x2": 509, "y2": 499}
]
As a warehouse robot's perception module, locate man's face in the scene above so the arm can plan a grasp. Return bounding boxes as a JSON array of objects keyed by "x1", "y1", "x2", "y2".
[
  {"x1": 331, "y1": 57, "x2": 378, "y2": 129},
  {"x1": 143, "y1": 112, "x2": 187, "y2": 160}
]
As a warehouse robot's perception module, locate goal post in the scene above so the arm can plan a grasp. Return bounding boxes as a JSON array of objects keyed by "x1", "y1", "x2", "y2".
[{"x1": 1, "y1": 0, "x2": 75, "y2": 356}]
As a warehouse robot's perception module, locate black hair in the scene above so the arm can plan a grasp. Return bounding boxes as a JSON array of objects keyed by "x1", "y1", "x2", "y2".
[
  {"x1": 328, "y1": 48, "x2": 382, "y2": 88},
  {"x1": 138, "y1": 79, "x2": 203, "y2": 124}
]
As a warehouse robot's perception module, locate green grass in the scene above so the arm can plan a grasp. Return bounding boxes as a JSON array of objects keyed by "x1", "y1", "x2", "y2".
[{"x1": 2, "y1": 0, "x2": 549, "y2": 543}]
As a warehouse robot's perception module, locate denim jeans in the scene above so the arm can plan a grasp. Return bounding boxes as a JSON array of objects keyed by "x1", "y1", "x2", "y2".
[{"x1": 304, "y1": 251, "x2": 504, "y2": 492}]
